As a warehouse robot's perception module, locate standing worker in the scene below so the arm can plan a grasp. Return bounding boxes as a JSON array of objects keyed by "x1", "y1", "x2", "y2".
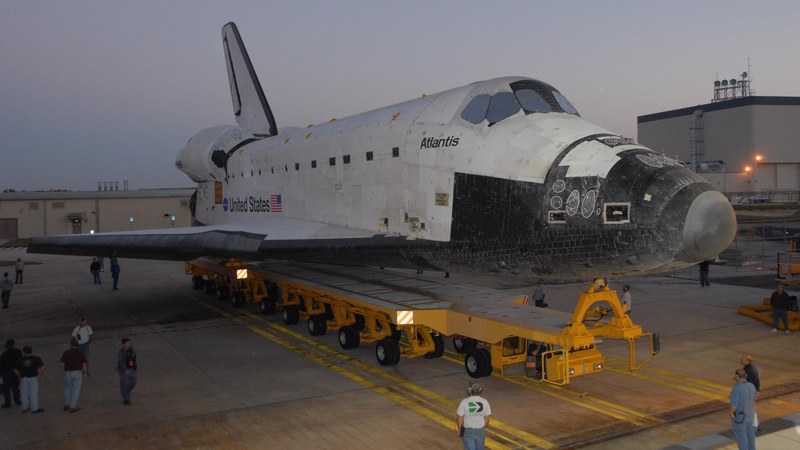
[
  {"x1": 532, "y1": 279, "x2": 548, "y2": 308},
  {"x1": 526, "y1": 341, "x2": 546, "y2": 379},
  {"x1": 14, "y1": 346, "x2": 45, "y2": 414},
  {"x1": 770, "y1": 283, "x2": 791, "y2": 334},
  {"x1": 110, "y1": 259, "x2": 121, "y2": 290},
  {"x1": 729, "y1": 368, "x2": 756, "y2": 450},
  {"x1": 1, "y1": 272, "x2": 13, "y2": 309},
  {"x1": 1, "y1": 339, "x2": 23, "y2": 408},
  {"x1": 116, "y1": 338, "x2": 137, "y2": 405},
  {"x1": 699, "y1": 260, "x2": 710, "y2": 288},
  {"x1": 71, "y1": 318, "x2": 94, "y2": 376},
  {"x1": 15, "y1": 257, "x2": 24, "y2": 284},
  {"x1": 741, "y1": 355, "x2": 761, "y2": 432},
  {"x1": 59, "y1": 339, "x2": 87, "y2": 412},
  {"x1": 90, "y1": 258, "x2": 102, "y2": 285},
  {"x1": 456, "y1": 381, "x2": 491, "y2": 450},
  {"x1": 620, "y1": 284, "x2": 632, "y2": 314}
]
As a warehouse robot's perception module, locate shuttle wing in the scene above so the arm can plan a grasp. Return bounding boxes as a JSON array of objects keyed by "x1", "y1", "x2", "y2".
[{"x1": 27, "y1": 218, "x2": 412, "y2": 262}]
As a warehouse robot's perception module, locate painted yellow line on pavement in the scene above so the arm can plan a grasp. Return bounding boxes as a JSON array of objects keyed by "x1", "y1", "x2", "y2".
[
  {"x1": 604, "y1": 357, "x2": 729, "y2": 402},
  {"x1": 191, "y1": 299, "x2": 552, "y2": 449},
  {"x1": 243, "y1": 310, "x2": 554, "y2": 448},
  {"x1": 443, "y1": 351, "x2": 660, "y2": 427}
]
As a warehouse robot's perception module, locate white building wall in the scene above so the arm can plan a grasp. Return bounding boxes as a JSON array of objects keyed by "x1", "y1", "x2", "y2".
[
  {"x1": 638, "y1": 98, "x2": 800, "y2": 194},
  {"x1": 0, "y1": 190, "x2": 193, "y2": 239}
]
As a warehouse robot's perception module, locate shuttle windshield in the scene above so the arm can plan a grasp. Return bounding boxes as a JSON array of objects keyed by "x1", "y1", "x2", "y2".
[{"x1": 461, "y1": 79, "x2": 579, "y2": 125}]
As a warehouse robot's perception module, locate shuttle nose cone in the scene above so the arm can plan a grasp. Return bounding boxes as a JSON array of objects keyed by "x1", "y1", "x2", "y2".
[{"x1": 676, "y1": 190, "x2": 737, "y2": 262}]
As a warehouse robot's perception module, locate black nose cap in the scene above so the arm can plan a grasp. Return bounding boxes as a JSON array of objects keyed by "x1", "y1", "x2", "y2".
[{"x1": 676, "y1": 190, "x2": 737, "y2": 262}]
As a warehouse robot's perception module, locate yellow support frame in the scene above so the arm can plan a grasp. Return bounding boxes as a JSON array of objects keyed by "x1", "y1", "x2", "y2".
[{"x1": 185, "y1": 260, "x2": 657, "y2": 384}]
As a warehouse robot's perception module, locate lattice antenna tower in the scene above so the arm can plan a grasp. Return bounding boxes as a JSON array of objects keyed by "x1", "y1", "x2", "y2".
[{"x1": 712, "y1": 65, "x2": 752, "y2": 103}]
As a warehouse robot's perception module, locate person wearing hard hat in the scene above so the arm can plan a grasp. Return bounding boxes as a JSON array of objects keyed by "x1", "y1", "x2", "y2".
[{"x1": 456, "y1": 381, "x2": 492, "y2": 450}]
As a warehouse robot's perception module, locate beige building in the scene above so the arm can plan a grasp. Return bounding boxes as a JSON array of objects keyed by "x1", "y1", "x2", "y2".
[
  {"x1": 0, "y1": 188, "x2": 195, "y2": 240},
  {"x1": 638, "y1": 96, "x2": 800, "y2": 198}
]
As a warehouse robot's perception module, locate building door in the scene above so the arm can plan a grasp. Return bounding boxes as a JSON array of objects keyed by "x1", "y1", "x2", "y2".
[
  {"x1": 0, "y1": 218, "x2": 19, "y2": 240},
  {"x1": 71, "y1": 219, "x2": 82, "y2": 234}
]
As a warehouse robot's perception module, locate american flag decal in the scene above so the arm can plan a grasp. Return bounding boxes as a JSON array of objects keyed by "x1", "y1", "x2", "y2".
[{"x1": 270, "y1": 194, "x2": 282, "y2": 212}]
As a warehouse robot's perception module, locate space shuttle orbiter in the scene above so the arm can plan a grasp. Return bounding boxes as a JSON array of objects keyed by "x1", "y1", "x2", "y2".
[{"x1": 28, "y1": 22, "x2": 737, "y2": 279}]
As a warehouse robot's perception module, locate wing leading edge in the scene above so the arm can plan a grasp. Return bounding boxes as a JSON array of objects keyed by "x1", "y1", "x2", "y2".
[
  {"x1": 26, "y1": 218, "x2": 424, "y2": 264},
  {"x1": 27, "y1": 227, "x2": 268, "y2": 261}
]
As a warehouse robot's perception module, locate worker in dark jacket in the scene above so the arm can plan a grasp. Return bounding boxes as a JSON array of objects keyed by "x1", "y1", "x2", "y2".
[
  {"x1": 740, "y1": 355, "x2": 760, "y2": 393},
  {"x1": 741, "y1": 354, "x2": 761, "y2": 432},
  {"x1": 770, "y1": 283, "x2": 791, "y2": 334},
  {"x1": 1, "y1": 339, "x2": 23, "y2": 407}
]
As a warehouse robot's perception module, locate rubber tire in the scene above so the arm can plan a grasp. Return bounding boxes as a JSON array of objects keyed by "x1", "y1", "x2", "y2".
[
  {"x1": 338, "y1": 325, "x2": 360, "y2": 349},
  {"x1": 281, "y1": 306, "x2": 300, "y2": 325},
  {"x1": 307, "y1": 314, "x2": 327, "y2": 336},
  {"x1": 465, "y1": 348, "x2": 492, "y2": 378},
  {"x1": 376, "y1": 338, "x2": 401, "y2": 366},
  {"x1": 217, "y1": 285, "x2": 230, "y2": 302},
  {"x1": 232, "y1": 291, "x2": 246, "y2": 308},
  {"x1": 260, "y1": 298, "x2": 277, "y2": 315},
  {"x1": 424, "y1": 333, "x2": 445, "y2": 359},
  {"x1": 205, "y1": 280, "x2": 216, "y2": 295},
  {"x1": 453, "y1": 337, "x2": 478, "y2": 354}
]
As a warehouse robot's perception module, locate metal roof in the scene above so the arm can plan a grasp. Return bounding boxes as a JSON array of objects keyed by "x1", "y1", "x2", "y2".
[
  {"x1": 637, "y1": 96, "x2": 800, "y2": 124},
  {"x1": 0, "y1": 188, "x2": 195, "y2": 201}
]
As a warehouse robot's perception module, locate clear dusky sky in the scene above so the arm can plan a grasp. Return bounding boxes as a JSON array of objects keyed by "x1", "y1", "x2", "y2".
[{"x1": 2, "y1": 0, "x2": 799, "y2": 191}]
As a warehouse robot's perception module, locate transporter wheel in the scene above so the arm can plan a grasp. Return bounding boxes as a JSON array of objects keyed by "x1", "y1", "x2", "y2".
[
  {"x1": 205, "y1": 280, "x2": 216, "y2": 295},
  {"x1": 232, "y1": 291, "x2": 246, "y2": 308},
  {"x1": 424, "y1": 333, "x2": 445, "y2": 359},
  {"x1": 465, "y1": 348, "x2": 492, "y2": 378},
  {"x1": 338, "y1": 326, "x2": 360, "y2": 349},
  {"x1": 453, "y1": 337, "x2": 477, "y2": 354},
  {"x1": 307, "y1": 314, "x2": 328, "y2": 336},
  {"x1": 191, "y1": 276, "x2": 204, "y2": 290},
  {"x1": 260, "y1": 298, "x2": 277, "y2": 315},
  {"x1": 281, "y1": 306, "x2": 300, "y2": 325},
  {"x1": 376, "y1": 338, "x2": 401, "y2": 366},
  {"x1": 217, "y1": 285, "x2": 230, "y2": 302}
]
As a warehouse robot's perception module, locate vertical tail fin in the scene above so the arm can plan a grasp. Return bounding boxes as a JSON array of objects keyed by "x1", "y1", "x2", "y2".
[{"x1": 221, "y1": 22, "x2": 278, "y2": 136}]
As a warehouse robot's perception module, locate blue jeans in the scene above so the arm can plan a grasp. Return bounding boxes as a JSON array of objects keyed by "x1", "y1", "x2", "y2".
[
  {"x1": 93, "y1": 271, "x2": 101, "y2": 284},
  {"x1": 119, "y1": 370, "x2": 137, "y2": 402},
  {"x1": 63, "y1": 370, "x2": 83, "y2": 408},
  {"x1": 461, "y1": 427, "x2": 485, "y2": 450},
  {"x1": 773, "y1": 308, "x2": 789, "y2": 330},
  {"x1": 732, "y1": 417, "x2": 755, "y2": 449},
  {"x1": 20, "y1": 377, "x2": 39, "y2": 411},
  {"x1": 700, "y1": 272, "x2": 710, "y2": 287},
  {"x1": 79, "y1": 343, "x2": 90, "y2": 361}
]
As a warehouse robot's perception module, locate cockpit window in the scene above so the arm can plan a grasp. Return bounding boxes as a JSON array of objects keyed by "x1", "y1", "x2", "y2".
[
  {"x1": 515, "y1": 89, "x2": 551, "y2": 114},
  {"x1": 486, "y1": 92, "x2": 520, "y2": 124},
  {"x1": 553, "y1": 91, "x2": 578, "y2": 115},
  {"x1": 461, "y1": 94, "x2": 491, "y2": 124},
  {"x1": 461, "y1": 79, "x2": 580, "y2": 125}
]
